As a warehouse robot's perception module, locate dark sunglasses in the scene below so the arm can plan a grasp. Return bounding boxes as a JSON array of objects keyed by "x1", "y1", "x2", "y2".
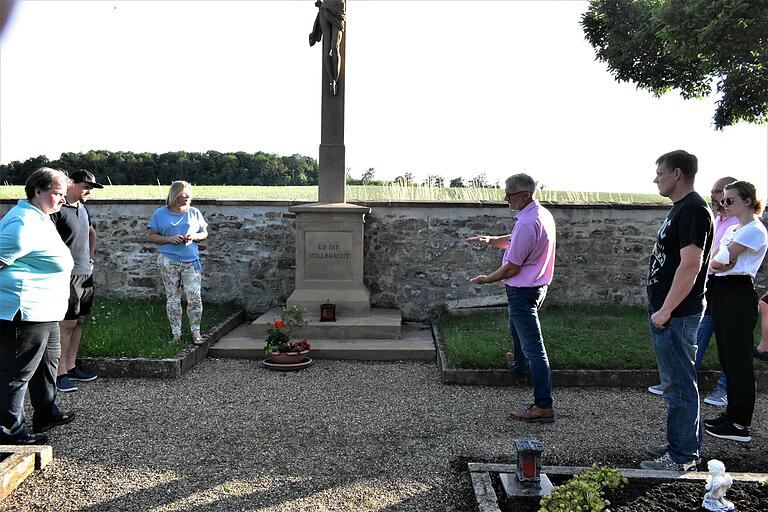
[
  {"x1": 505, "y1": 191, "x2": 528, "y2": 199},
  {"x1": 720, "y1": 197, "x2": 736, "y2": 206}
]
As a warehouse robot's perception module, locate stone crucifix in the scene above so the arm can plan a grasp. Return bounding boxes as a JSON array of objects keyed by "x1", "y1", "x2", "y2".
[
  {"x1": 309, "y1": 0, "x2": 347, "y2": 204},
  {"x1": 287, "y1": 0, "x2": 371, "y2": 317}
]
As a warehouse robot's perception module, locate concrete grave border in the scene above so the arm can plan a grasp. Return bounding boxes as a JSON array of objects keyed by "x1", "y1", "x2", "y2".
[
  {"x1": 0, "y1": 445, "x2": 52, "y2": 501},
  {"x1": 77, "y1": 309, "x2": 245, "y2": 379},
  {"x1": 468, "y1": 462, "x2": 768, "y2": 512},
  {"x1": 434, "y1": 307, "x2": 768, "y2": 388}
]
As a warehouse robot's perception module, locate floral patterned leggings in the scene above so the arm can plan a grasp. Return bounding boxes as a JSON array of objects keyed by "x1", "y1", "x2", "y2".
[{"x1": 157, "y1": 254, "x2": 203, "y2": 337}]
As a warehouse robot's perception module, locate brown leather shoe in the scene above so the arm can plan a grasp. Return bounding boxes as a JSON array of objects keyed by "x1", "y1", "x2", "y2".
[{"x1": 510, "y1": 405, "x2": 555, "y2": 423}]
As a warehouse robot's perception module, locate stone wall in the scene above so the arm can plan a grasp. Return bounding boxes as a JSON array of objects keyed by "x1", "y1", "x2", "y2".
[{"x1": 3, "y1": 199, "x2": 766, "y2": 320}]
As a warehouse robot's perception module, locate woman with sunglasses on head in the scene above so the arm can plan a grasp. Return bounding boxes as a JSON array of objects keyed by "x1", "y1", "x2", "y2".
[{"x1": 705, "y1": 181, "x2": 768, "y2": 443}]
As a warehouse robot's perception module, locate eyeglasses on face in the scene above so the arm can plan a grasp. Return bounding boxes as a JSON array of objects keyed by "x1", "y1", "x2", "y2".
[
  {"x1": 504, "y1": 191, "x2": 528, "y2": 199},
  {"x1": 720, "y1": 197, "x2": 737, "y2": 206}
]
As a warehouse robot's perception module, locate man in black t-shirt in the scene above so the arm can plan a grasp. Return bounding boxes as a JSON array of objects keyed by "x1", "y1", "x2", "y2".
[
  {"x1": 640, "y1": 150, "x2": 713, "y2": 472},
  {"x1": 50, "y1": 170, "x2": 103, "y2": 393}
]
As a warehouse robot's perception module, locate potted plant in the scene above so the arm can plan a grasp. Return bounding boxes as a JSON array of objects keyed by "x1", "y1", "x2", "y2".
[{"x1": 264, "y1": 306, "x2": 310, "y2": 365}]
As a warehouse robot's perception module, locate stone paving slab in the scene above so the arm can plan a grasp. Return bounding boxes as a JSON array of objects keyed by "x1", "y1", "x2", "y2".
[
  {"x1": 250, "y1": 308, "x2": 402, "y2": 339},
  {"x1": 209, "y1": 321, "x2": 435, "y2": 361}
]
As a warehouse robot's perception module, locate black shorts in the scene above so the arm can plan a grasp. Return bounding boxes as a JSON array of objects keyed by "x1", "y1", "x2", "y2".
[{"x1": 65, "y1": 274, "x2": 94, "y2": 320}]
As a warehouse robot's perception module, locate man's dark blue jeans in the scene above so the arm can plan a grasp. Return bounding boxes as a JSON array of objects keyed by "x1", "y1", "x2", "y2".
[
  {"x1": 648, "y1": 306, "x2": 701, "y2": 463},
  {"x1": 507, "y1": 284, "x2": 552, "y2": 409},
  {"x1": 0, "y1": 317, "x2": 62, "y2": 437}
]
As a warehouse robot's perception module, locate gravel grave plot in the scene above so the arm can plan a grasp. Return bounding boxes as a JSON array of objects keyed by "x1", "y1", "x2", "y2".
[{"x1": 4, "y1": 358, "x2": 767, "y2": 511}]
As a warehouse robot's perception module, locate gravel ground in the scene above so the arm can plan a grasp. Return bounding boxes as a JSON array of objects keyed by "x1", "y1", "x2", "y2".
[{"x1": 4, "y1": 358, "x2": 767, "y2": 511}]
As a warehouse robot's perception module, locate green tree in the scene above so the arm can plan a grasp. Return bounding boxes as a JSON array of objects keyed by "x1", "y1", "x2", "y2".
[
  {"x1": 0, "y1": 149, "x2": 320, "y2": 186},
  {"x1": 449, "y1": 177, "x2": 465, "y2": 188},
  {"x1": 361, "y1": 167, "x2": 376, "y2": 183},
  {"x1": 423, "y1": 174, "x2": 444, "y2": 187},
  {"x1": 394, "y1": 172, "x2": 415, "y2": 186},
  {"x1": 582, "y1": 0, "x2": 768, "y2": 129},
  {"x1": 469, "y1": 173, "x2": 490, "y2": 188}
]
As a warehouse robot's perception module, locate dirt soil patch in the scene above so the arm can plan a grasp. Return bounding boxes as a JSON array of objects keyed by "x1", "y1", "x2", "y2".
[{"x1": 493, "y1": 473, "x2": 768, "y2": 512}]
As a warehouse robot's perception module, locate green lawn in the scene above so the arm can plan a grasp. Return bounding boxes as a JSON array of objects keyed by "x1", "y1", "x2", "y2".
[
  {"x1": 79, "y1": 298, "x2": 239, "y2": 358},
  {"x1": 438, "y1": 306, "x2": 766, "y2": 370},
  {"x1": 0, "y1": 184, "x2": 665, "y2": 203}
]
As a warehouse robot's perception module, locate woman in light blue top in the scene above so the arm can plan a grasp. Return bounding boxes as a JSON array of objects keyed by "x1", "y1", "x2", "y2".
[
  {"x1": 0, "y1": 167, "x2": 75, "y2": 445},
  {"x1": 148, "y1": 181, "x2": 209, "y2": 344}
]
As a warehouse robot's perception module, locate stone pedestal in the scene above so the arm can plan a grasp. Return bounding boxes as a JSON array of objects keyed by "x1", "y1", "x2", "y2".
[
  {"x1": 500, "y1": 472, "x2": 554, "y2": 497},
  {"x1": 287, "y1": 202, "x2": 372, "y2": 316}
]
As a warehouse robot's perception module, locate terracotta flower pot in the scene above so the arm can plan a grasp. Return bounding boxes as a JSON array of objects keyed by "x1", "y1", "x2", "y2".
[{"x1": 270, "y1": 350, "x2": 310, "y2": 365}]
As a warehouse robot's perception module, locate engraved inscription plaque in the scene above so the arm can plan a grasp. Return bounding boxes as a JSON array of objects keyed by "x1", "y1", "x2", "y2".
[{"x1": 305, "y1": 231, "x2": 353, "y2": 280}]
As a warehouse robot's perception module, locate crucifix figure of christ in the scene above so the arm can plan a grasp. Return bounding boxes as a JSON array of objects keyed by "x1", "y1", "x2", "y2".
[{"x1": 309, "y1": 0, "x2": 346, "y2": 96}]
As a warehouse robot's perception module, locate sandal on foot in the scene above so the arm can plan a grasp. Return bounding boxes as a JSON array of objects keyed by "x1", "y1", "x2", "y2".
[{"x1": 192, "y1": 333, "x2": 204, "y2": 345}]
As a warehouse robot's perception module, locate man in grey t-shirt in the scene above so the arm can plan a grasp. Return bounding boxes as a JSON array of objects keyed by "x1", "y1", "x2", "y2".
[{"x1": 50, "y1": 170, "x2": 103, "y2": 392}]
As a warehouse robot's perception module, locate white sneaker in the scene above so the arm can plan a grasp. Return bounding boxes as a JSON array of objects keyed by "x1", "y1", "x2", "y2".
[{"x1": 647, "y1": 384, "x2": 664, "y2": 396}]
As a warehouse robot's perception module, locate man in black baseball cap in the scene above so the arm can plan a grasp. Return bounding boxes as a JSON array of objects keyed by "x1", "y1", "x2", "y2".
[
  {"x1": 69, "y1": 169, "x2": 104, "y2": 189},
  {"x1": 49, "y1": 169, "x2": 104, "y2": 394}
]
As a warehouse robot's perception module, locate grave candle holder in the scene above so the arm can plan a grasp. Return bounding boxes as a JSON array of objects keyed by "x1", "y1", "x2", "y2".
[
  {"x1": 320, "y1": 303, "x2": 336, "y2": 322},
  {"x1": 500, "y1": 438, "x2": 553, "y2": 497},
  {"x1": 515, "y1": 439, "x2": 543, "y2": 483}
]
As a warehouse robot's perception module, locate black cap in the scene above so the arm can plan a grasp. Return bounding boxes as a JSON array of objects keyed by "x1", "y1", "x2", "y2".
[{"x1": 69, "y1": 169, "x2": 104, "y2": 189}]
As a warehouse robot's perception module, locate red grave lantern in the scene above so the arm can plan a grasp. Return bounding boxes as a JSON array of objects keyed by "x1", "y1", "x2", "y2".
[
  {"x1": 515, "y1": 439, "x2": 543, "y2": 483},
  {"x1": 320, "y1": 303, "x2": 336, "y2": 322}
]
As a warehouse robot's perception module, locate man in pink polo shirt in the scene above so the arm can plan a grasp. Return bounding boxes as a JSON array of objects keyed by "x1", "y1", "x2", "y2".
[{"x1": 468, "y1": 173, "x2": 557, "y2": 423}]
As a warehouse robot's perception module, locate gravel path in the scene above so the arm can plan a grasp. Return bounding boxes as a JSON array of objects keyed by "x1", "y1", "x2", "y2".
[{"x1": 4, "y1": 358, "x2": 767, "y2": 511}]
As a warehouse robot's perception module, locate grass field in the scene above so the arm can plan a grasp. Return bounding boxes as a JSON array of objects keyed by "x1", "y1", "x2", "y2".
[
  {"x1": 0, "y1": 184, "x2": 665, "y2": 203},
  {"x1": 438, "y1": 306, "x2": 766, "y2": 371}
]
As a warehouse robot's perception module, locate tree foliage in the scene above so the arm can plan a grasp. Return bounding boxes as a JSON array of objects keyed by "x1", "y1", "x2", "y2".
[
  {"x1": 468, "y1": 173, "x2": 499, "y2": 189},
  {"x1": 0, "y1": 150, "x2": 319, "y2": 186},
  {"x1": 423, "y1": 174, "x2": 445, "y2": 187},
  {"x1": 582, "y1": 0, "x2": 768, "y2": 129},
  {"x1": 393, "y1": 172, "x2": 416, "y2": 186}
]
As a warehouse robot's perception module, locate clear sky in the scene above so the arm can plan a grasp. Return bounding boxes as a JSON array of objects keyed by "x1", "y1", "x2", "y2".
[{"x1": 1, "y1": 0, "x2": 766, "y2": 195}]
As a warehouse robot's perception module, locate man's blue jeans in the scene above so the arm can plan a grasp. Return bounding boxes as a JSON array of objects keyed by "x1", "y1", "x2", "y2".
[
  {"x1": 507, "y1": 285, "x2": 552, "y2": 409},
  {"x1": 648, "y1": 307, "x2": 701, "y2": 463},
  {"x1": 695, "y1": 314, "x2": 727, "y2": 393}
]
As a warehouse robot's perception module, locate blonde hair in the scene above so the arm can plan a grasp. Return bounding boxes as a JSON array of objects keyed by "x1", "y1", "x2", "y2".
[
  {"x1": 25, "y1": 167, "x2": 71, "y2": 200},
  {"x1": 166, "y1": 181, "x2": 192, "y2": 207}
]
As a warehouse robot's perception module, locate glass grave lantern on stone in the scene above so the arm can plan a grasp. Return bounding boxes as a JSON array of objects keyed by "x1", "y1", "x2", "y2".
[
  {"x1": 500, "y1": 438, "x2": 554, "y2": 497},
  {"x1": 320, "y1": 303, "x2": 336, "y2": 322}
]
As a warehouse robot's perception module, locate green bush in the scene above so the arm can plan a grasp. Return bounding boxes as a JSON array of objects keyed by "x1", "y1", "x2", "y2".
[{"x1": 539, "y1": 465, "x2": 628, "y2": 512}]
